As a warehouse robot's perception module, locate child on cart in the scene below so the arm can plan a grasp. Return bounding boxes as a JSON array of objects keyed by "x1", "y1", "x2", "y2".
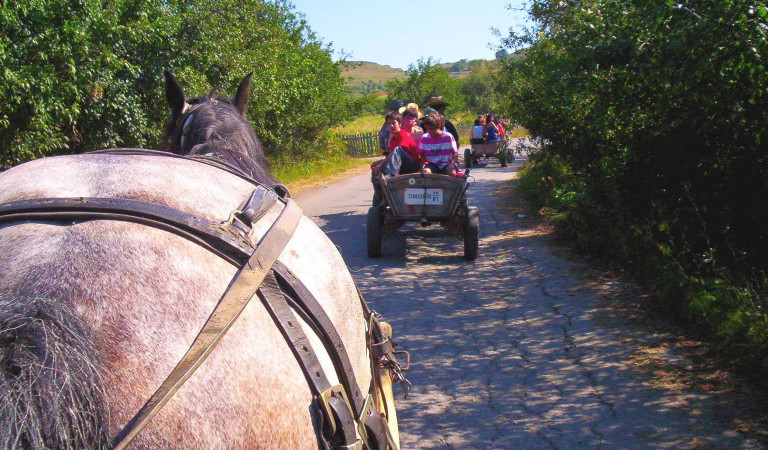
[{"x1": 419, "y1": 113, "x2": 458, "y2": 176}]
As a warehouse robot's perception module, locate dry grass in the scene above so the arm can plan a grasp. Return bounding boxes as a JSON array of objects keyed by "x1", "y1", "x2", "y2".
[
  {"x1": 333, "y1": 115, "x2": 384, "y2": 135},
  {"x1": 274, "y1": 156, "x2": 373, "y2": 195},
  {"x1": 342, "y1": 62, "x2": 407, "y2": 85}
]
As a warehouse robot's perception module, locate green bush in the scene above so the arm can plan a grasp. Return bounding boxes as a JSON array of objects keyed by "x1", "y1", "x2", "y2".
[
  {"x1": 501, "y1": 0, "x2": 768, "y2": 366},
  {"x1": 0, "y1": 0, "x2": 349, "y2": 169}
]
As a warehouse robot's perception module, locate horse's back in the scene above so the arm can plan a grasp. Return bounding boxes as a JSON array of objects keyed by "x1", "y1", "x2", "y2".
[{"x1": 0, "y1": 153, "x2": 369, "y2": 448}]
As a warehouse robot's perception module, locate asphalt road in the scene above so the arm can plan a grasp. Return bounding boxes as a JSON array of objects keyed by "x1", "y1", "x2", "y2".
[{"x1": 295, "y1": 151, "x2": 765, "y2": 449}]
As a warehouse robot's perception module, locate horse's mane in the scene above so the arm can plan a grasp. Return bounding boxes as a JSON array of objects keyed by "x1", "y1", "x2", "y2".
[{"x1": 164, "y1": 72, "x2": 275, "y2": 185}]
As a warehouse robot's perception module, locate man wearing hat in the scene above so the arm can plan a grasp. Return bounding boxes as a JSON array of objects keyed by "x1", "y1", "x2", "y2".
[{"x1": 428, "y1": 96, "x2": 460, "y2": 146}]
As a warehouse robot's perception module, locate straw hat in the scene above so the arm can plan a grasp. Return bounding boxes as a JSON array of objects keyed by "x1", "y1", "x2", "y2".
[{"x1": 398, "y1": 102, "x2": 423, "y2": 118}]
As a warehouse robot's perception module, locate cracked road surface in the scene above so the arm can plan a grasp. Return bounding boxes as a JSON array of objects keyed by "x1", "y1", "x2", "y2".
[{"x1": 295, "y1": 153, "x2": 765, "y2": 449}]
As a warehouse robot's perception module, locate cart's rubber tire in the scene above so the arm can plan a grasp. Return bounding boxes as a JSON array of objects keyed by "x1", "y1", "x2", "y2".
[
  {"x1": 464, "y1": 206, "x2": 479, "y2": 260},
  {"x1": 372, "y1": 182, "x2": 383, "y2": 206},
  {"x1": 464, "y1": 148, "x2": 472, "y2": 169},
  {"x1": 499, "y1": 152, "x2": 508, "y2": 167},
  {"x1": 367, "y1": 206, "x2": 383, "y2": 258}
]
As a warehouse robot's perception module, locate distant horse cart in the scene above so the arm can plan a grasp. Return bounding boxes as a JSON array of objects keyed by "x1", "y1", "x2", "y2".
[
  {"x1": 0, "y1": 72, "x2": 407, "y2": 449},
  {"x1": 464, "y1": 138, "x2": 513, "y2": 168},
  {"x1": 367, "y1": 173, "x2": 479, "y2": 260}
]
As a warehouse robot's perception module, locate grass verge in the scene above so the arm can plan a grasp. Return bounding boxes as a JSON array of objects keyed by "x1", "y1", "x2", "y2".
[
  {"x1": 516, "y1": 150, "x2": 768, "y2": 375},
  {"x1": 272, "y1": 154, "x2": 373, "y2": 195}
]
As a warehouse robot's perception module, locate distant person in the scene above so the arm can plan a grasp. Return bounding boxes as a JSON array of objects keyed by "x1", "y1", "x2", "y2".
[
  {"x1": 485, "y1": 114, "x2": 501, "y2": 143},
  {"x1": 419, "y1": 107, "x2": 438, "y2": 129},
  {"x1": 372, "y1": 99, "x2": 404, "y2": 205},
  {"x1": 427, "y1": 96, "x2": 460, "y2": 145},
  {"x1": 378, "y1": 99, "x2": 403, "y2": 154},
  {"x1": 419, "y1": 113, "x2": 458, "y2": 176},
  {"x1": 400, "y1": 103, "x2": 424, "y2": 143},
  {"x1": 496, "y1": 117, "x2": 505, "y2": 139},
  {"x1": 470, "y1": 115, "x2": 486, "y2": 144},
  {"x1": 498, "y1": 116, "x2": 510, "y2": 136}
]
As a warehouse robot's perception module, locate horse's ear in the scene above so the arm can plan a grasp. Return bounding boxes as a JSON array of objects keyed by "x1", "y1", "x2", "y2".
[
  {"x1": 164, "y1": 70, "x2": 186, "y2": 118},
  {"x1": 233, "y1": 73, "x2": 253, "y2": 117}
]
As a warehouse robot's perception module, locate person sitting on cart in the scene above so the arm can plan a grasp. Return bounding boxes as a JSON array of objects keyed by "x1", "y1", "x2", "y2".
[
  {"x1": 470, "y1": 115, "x2": 486, "y2": 144},
  {"x1": 428, "y1": 96, "x2": 460, "y2": 146},
  {"x1": 419, "y1": 113, "x2": 458, "y2": 176},
  {"x1": 400, "y1": 103, "x2": 423, "y2": 143},
  {"x1": 378, "y1": 99, "x2": 403, "y2": 154},
  {"x1": 485, "y1": 114, "x2": 501, "y2": 143},
  {"x1": 380, "y1": 111, "x2": 422, "y2": 178},
  {"x1": 495, "y1": 116, "x2": 506, "y2": 139}
]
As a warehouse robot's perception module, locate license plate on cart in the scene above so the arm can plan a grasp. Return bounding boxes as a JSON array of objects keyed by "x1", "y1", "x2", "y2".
[{"x1": 404, "y1": 188, "x2": 443, "y2": 205}]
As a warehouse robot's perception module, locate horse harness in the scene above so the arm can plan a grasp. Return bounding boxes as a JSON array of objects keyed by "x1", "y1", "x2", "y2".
[{"x1": 0, "y1": 149, "x2": 410, "y2": 449}]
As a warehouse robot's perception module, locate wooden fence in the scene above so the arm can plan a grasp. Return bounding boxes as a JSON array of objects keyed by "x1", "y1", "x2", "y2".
[{"x1": 340, "y1": 132, "x2": 380, "y2": 157}]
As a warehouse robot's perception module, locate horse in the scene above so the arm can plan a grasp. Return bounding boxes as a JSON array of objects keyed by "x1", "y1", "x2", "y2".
[{"x1": 0, "y1": 72, "x2": 403, "y2": 449}]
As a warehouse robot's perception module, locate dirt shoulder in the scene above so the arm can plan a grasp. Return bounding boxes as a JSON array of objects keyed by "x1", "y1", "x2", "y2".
[{"x1": 501, "y1": 176, "x2": 768, "y2": 447}]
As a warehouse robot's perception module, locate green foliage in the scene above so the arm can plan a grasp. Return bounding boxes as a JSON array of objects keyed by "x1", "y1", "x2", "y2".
[
  {"x1": 502, "y1": 0, "x2": 768, "y2": 365},
  {"x1": 0, "y1": 0, "x2": 349, "y2": 169},
  {"x1": 460, "y1": 61, "x2": 503, "y2": 112},
  {"x1": 346, "y1": 93, "x2": 385, "y2": 117},
  {"x1": 0, "y1": 0, "x2": 172, "y2": 166}
]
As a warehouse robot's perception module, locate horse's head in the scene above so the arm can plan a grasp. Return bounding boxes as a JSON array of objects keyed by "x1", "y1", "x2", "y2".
[{"x1": 163, "y1": 71, "x2": 274, "y2": 184}]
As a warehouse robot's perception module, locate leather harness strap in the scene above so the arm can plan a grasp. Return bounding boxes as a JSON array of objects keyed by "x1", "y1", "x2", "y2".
[
  {"x1": 258, "y1": 272, "x2": 360, "y2": 448},
  {"x1": 272, "y1": 262, "x2": 365, "y2": 415},
  {"x1": 0, "y1": 197, "x2": 253, "y2": 266},
  {"x1": 111, "y1": 198, "x2": 303, "y2": 449},
  {"x1": 0, "y1": 150, "x2": 405, "y2": 448}
]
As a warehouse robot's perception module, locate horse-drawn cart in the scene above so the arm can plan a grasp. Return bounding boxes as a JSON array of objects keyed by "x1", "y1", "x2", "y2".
[
  {"x1": 464, "y1": 139, "x2": 512, "y2": 168},
  {"x1": 367, "y1": 172, "x2": 479, "y2": 260}
]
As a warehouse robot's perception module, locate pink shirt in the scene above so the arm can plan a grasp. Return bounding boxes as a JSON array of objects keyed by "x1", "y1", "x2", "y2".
[{"x1": 419, "y1": 132, "x2": 457, "y2": 169}]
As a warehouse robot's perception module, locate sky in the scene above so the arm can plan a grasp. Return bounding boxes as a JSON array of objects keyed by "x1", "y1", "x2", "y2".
[{"x1": 288, "y1": 0, "x2": 530, "y2": 70}]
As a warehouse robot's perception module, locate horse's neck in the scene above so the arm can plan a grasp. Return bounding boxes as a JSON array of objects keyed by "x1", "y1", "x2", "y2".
[{"x1": 196, "y1": 148, "x2": 269, "y2": 184}]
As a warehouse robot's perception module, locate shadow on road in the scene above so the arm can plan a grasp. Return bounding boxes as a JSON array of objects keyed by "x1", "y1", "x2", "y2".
[{"x1": 300, "y1": 156, "x2": 756, "y2": 448}]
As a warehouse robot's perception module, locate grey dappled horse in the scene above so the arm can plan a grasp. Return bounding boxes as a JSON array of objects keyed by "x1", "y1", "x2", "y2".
[{"x1": 0, "y1": 73, "x2": 395, "y2": 448}]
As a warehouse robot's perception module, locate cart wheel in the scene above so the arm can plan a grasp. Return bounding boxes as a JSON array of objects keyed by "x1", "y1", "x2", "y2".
[
  {"x1": 367, "y1": 206, "x2": 383, "y2": 258},
  {"x1": 372, "y1": 182, "x2": 383, "y2": 206},
  {"x1": 499, "y1": 152, "x2": 508, "y2": 167},
  {"x1": 464, "y1": 148, "x2": 472, "y2": 169},
  {"x1": 463, "y1": 206, "x2": 479, "y2": 260}
]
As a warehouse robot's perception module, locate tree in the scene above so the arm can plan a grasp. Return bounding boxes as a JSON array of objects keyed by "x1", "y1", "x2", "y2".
[
  {"x1": 386, "y1": 58, "x2": 464, "y2": 112},
  {"x1": 461, "y1": 61, "x2": 500, "y2": 112},
  {"x1": 0, "y1": 0, "x2": 349, "y2": 168}
]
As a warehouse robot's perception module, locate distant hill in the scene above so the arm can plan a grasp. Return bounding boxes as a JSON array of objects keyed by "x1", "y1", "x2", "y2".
[
  {"x1": 342, "y1": 59, "x2": 493, "y2": 96},
  {"x1": 341, "y1": 62, "x2": 406, "y2": 96}
]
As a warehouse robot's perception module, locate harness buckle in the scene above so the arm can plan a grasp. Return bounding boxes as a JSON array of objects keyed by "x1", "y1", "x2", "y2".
[
  {"x1": 319, "y1": 384, "x2": 363, "y2": 448},
  {"x1": 339, "y1": 440, "x2": 364, "y2": 450},
  {"x1": 320, "y1": 385, "x2": 350, "y2": 436}
]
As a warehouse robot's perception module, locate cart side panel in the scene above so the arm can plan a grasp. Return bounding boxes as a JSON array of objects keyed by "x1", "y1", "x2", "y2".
[{"x1": 471, "y1": 142, "x2": 504, "y2": 156}]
